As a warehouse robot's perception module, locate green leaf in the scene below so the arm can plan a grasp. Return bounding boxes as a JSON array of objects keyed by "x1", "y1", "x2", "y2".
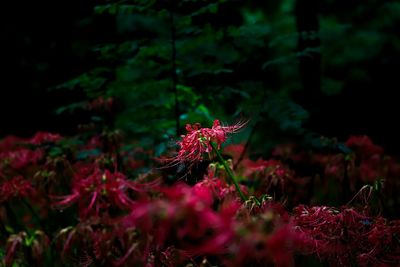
[
  {"x1": 5, "y1": 225, "x2": 14, "y2": 234},
  {"x1": 77, "y1": 149, "x2": 102, "y2": 160},
  {"x1": 55, "y1": 102, "x2": 87, "y2": 115},
  {"x1": 196, "y1": 104, "x2": 213, "y2": 122}
]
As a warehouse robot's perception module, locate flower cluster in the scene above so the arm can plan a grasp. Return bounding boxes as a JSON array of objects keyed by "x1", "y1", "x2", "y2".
[
  {"x1": 0, "y1": 175, "x2": 36, "y2": 203},
  {"x1": 2, "y1": 125, "x2": 400, "y2": 267},
  {"x1": 52, "y1": 166, "x2": 151, "y2": 218},
  {"x1": 294, "y1": 205, "x2": 400, "y2": 266},
  {"x1": 170, "y1": 119, "x2": 246, "y2": 169}
]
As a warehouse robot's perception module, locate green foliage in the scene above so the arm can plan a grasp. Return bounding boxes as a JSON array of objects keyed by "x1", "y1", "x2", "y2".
[{"x1": 50, "y1": 0, "x2": 400, "y2": 157}]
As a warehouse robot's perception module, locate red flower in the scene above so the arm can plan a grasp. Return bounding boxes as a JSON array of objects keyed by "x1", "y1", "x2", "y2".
[
  {"x1": 0, "y1": 175, "x2": 36, "y2": 203},
  {"x1": 168, "y1": 119, "x2": 247, "y2": 169},
  {"x1": 223, "y1": 143, "x2": 245, "y2": 163},
  {"x1": 29, "y1": 132, "x2": 62, "y2": 145},
  {"x1": 217, "y1": 202, "x2": 301, "y2": 267},
  {"x1": 122, "y1": 183, "x2": 237, "y2": 256},
  {"x1": 0, "y1": 136, "x2": 24, "y2": 152},
  {"x1": 346, "y1": 135, "x2": 384, "y2": 157},
  {"x1": 194, "y1": 177, "x2": 238, "y2": 201},
  {"x1": 53, "y1": 166, "x2": 158, "y2": 218},
  {"x1": 55, "y1": 217, "x2": 141, "y2": 266},
  {"x1": 266, "y1": 225, "x2": 298, "y2": 267},
  {"x1": 5, "y1": 231, "x2": 49, "y2": 267},
  {"x1": 359, "y1": 155, "x2": 382, "y2": 182},
  {"x1": 0, "y1": 148, "x2": 43, "y2": 170},
  {"x1": 293, "y1": 205, "x2": 400, "y2": 266},
  {"x1": 4, "y1": 232, "x2": 25, "y2": 267},
  {"x1": 241, "y1": 158, "x2": 294, "y2": 196}
]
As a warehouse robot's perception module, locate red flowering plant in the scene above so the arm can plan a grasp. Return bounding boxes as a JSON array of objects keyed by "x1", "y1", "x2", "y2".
[
  {"x1": 53, "y1": 216, "x2": 142, "y2": 267},
  {"x1": 194, "y1": 172, "x2": 243, "y2": 202},
  {"x1": 229, "y1": 149, "x2": 311, "y2": 207},
  {"x1": 4, "y1": 230, "x2": 50, "y2": 267},
  {"x1": 0, "y1": 132, "x2": 63, "y2": 235},
  {"x1": 121, "y1": 184, "x2": 231, "y2": 257},
  {"x1": 2, "y1": 115, "x2": 400, "y2": 267},
  {"x1": 293, "y1": 205, "x2": 400, "y2": 266},
  {"x1": 0, "y1": 175, "x2": 37, "y2": 204},
  {"x1": 209, "y1": 197, "x2": 309, "y2": 267},
  {"x1": 165, "y1": 119, "x2": 248, "y2": 201},
  {"x1": 239, "y1": 158, "x2": 295, "y2": 199},
  {"x1": 267, "y1": 137, "x2": 390, "y2": 207},
  {"x1": 52, "y1": 164, "x2": 159, "y2": 219},
  {"x1": 344, "y1": 136, "x2": 385, "y2": 186},
  {"x1": 117, "y1": 183, "x2": 307, "y2": 267},
  {"x1": 167, "y1": 119, "x2": 247, "y2": 168}
]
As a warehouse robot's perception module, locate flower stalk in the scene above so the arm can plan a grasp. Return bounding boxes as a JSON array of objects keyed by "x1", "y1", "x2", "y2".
[{"x1": 210, "y1": 142, "x2": 247, "y2": 202}]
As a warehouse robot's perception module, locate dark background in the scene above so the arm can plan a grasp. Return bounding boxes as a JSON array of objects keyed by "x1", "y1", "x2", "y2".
[{"x1": 1, "y1": 0, "x2": 399, "y2": 154}]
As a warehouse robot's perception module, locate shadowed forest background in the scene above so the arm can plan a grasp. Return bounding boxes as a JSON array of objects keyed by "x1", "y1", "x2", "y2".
[
  {"x1": 1, "y1": 1, "x2": 400, "y2": 266},
  {"x1": 1, "y1": 0, "x2": 399, "y2": 154}
]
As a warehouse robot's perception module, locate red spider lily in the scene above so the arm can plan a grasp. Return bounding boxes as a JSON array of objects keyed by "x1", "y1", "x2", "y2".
[
  {"x1": 359, "y1": 155, "x2": 383, "y2": 182},
  {"x1": 242, "y1": 159, "x2": 292, "y2": 178},
  {"x1": 52, "y1": 167, "x2": 158, "y2": 218},
  {"x1": 4, "y1": 230, "x2": 49, "y2": 267},
  {"x1": 4, "y1": 232, "x2": 25, "y2": 267},
  {"x1": 54, "y1": 217, "x2": 142, "y2": 267},
  {"x1": 293, "y1": 205, "x2": 400, "y2": 266},
  {"x1": 312, "y1": 154, "x2": 346, "y2": 180},
  {"x1": 121, "y1": 183, "x2": 304, "y2": 266},
  {"x1": 29, "y1": 132, "x2": 62, "y2": 145},
  {"x1": 218, "y1": 205, "x2": 301, "y2": 267},
  {"x1": 345, "y1": 141, "x2": 386, "y2": 186},
  {"x1": 184, "y1": 200, "x2": 240, "y2": 256},
  {"x1": 122, "y1": 184, "x2": 238, "y2": 257},
  {"x1": 194, "y1": 177, "x2": 230, "y2": 200},
  {"x1": 265, "y1": 225, "x2": 298, "y2": 267},
  {"x1": 167, "y1": 119, "x2": 247, "y2": 170},
  {"x1": 0, "y1": 175, "x2": 37, "y2": 203},
  {"x1": 0, "y1": 148, "x2": 43, "y2": 170},
  {"x1": 223, "y1": 143, "x2": 245, "y2": 163},
  {"x1": 346, "y1": 135, "x2": 384, "y2": 157},
  {"x1": 0, "y1": 136, "x2": 25, "y2": 152},
  {"x1": 194, "y1": 176, "x2": 246, "y2": 201},
  {"x1": 159, "y1": 246, "x2": 197, "y2": 267},
  {"x1": 56, "y1": 222, "x2": 89, "y2": 259},
  {"x1": 241, "y1": 158, "x2": 294, "y2": 196}
]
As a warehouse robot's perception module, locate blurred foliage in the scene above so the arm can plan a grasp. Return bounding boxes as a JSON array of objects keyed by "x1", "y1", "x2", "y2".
[
  {"x1": 53, "y1": 0, "x2": 305, "y2": 154},
  {"x1": 3, "y1": 0, "x2": 397, "y2": 154},
  {"x1": 1, "y1": 2, "x2": 399, "y2": 265}
]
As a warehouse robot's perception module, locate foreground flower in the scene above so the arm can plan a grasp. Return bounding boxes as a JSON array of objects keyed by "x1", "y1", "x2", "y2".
[
  {"x1": 52, "y1": 166, "x2": 159, "y2": 218},
  {"x1": 120, "y1": 184, "x2": 246, "y2": 264},
  {"x1": 164, "y1": 119, "x2": 248, "y2": 201},
  {"x1": 170, "y1": 119, "x2": 246, "y2": 169}
]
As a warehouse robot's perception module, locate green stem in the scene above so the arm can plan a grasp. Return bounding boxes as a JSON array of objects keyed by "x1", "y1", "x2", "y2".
[{"x1": 210, "y1": 142, "x2": 247, "y2": 201}]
